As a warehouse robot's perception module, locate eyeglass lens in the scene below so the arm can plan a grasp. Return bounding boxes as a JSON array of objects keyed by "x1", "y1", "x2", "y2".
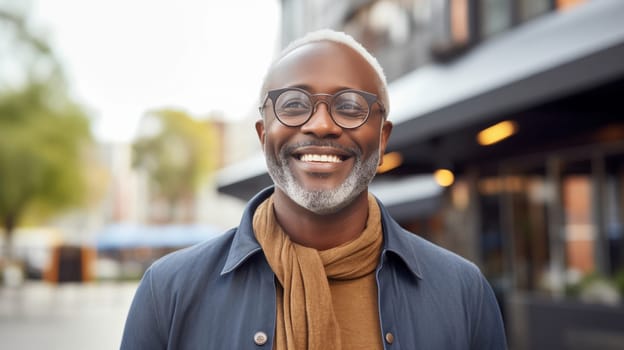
[{"x1": 274, "y1": 90, "x2": 369, "y2": 128}]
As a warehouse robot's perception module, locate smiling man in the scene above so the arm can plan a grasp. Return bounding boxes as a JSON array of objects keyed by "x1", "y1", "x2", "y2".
[{"x1": 121, "y1": 30, "x2": 507, "y2": 350}]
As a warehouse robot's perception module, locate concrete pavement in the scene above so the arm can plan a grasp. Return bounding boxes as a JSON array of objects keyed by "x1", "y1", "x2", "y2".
[{"x1": 0, "y1": 281, "x2": 137, "y2": 350}]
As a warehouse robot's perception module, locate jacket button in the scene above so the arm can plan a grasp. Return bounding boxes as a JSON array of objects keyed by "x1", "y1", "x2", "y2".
[
  {"x1": 254, "y1": 331, "x2": 268, "y2": 346},
  {"x1": 385, "y1": 332, "x2": 394, "y2": 344}
]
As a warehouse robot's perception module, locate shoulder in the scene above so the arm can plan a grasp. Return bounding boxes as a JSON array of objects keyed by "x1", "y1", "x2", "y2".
[
  {"x1": 411, "y1": 231, "x2": 482, "y2": 277},
  {"x1": 383, "y1": 216, "x2": 482, "y2": 284},
  {"x1": 146, "y1": 228, "x2": 236, "y2": 286},
  {"x1": 377, "y1": 198, "x2": 482, "y2": 282},
  {"x1": 400, "y1": 229, "x2": 507, "y2": 346},
  {"x1": 384, "y1": 225, "x2": 490, "y2": 309},
  {"x1": 390, "y1": 227, "x2": 498, "y2": 310},
  {"x1": 393, "y1": 227, "x2": 498, "y2": 313}
]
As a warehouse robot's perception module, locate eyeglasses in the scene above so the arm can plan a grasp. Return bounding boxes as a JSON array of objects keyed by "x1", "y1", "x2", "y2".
[{"x1": 259, "y1": 87, "x2": 386, "y2": 129}]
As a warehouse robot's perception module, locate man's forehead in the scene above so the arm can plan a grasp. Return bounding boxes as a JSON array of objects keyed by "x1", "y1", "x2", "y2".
[{"x1": 266, "y1": 41, "x2": 383, "y2": 94}]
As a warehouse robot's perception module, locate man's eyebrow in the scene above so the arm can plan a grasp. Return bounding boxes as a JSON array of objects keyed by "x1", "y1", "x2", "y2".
[
  {"x1": 286, "y1": 84, "x2": 359, "y2": 93},
  {"x1": 284, "y1": 84, "x2": 312, "y2": 91}
]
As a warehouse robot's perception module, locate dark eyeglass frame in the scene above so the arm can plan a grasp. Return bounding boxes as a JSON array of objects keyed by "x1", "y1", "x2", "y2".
[{"x1": 259, "y1": 87, "x2": 386, "y2": 129}]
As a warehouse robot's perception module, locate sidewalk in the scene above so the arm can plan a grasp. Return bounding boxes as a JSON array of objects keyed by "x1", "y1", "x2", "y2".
[{"x1": 0, "y1": 281, "x2": 137, "y2": 350}]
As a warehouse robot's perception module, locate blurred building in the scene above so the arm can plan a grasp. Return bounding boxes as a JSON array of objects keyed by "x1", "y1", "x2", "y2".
[
  {"x1": 195, "y1": 116, "x2": 256, "y2": 229},
  {"x1": 33, "y1": 115, "x2": 253, "y2": 282},
  {"x1": 89, "y1": 117, "x2": 250, "y2": 280},
  {"x1": 217, "y1": 0, "x2": 624, "y2": 349},
  {"x1": 111, "y1": 115, "x2": 252, "y2": 228}
]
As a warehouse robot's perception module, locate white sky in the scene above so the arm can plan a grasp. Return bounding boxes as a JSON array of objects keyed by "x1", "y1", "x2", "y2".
[{"x1": 30, "y1": 0, "x2": 281, "y2": 143}]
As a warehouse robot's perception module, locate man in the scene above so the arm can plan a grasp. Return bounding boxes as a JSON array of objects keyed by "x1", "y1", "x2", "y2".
[{"x1": 121, "y1": 30, "x2": 507, "y2": 349}]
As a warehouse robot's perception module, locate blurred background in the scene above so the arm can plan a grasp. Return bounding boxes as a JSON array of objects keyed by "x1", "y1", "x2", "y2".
[{"x1": 1, "y1": 0, "x2": 623, "y2": 349}]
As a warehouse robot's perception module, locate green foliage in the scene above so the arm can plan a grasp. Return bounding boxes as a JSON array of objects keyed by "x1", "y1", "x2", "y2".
[
  {"x1": 0, "y1": 81, "x2": 92, "y2": 228},
  {"x1": 0, "y1": 8, "x2": 93, "y2": 261},
  {"x1": 132, "y1": 109, "x2": 219, "y2": 214},
  {"x1": 565, "y1": 272, "x2": 603, "y2": 297},
  {"x1": 565, "y1": 271, "x2": 623, "y2": 304},
  {"x1": 615, "y1": 269, "x2": 624, "y2": 296}
]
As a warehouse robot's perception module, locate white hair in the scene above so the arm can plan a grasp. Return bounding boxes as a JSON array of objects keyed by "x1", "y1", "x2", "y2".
[{"x1": 260, "y1": 29, "x2": 390, "y2": 117}]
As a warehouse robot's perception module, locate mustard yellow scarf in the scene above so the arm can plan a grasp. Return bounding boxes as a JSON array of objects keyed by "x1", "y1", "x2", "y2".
[{"x1": 253, "y1": 194, "x2": 382, "y2": 350}]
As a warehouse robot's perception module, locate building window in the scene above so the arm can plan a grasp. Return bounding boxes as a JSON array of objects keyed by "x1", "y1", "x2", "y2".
[
  {"x1": 344, "y1": 0, "x2": 414, "y2": 52},
  {"x1": 562, "y1": 172, "x2": 595, "y2": 277},
  {"x1": 344, "y1": 0, "x2": 434, "y2": 80},
  {"x1": 517, "y1": 0, "x2": 553, "y2": 22},
  {"x1": 605, "y1": 153, "x2": 624, "y2": 275},
  {"x1": 430, "y1": 0, "x2": 475, "y2": 58},
  {"x1": 479, "y1": 0, "x2": 513, "y2": 38}
]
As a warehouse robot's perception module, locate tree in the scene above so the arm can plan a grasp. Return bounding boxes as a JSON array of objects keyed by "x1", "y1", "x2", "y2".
[
  {"x1": 132, "y1": 109, "x2": 219, "y2": 223},
  {"x1": 0, "y1": 9, "x2": 93, "y2": 265}
]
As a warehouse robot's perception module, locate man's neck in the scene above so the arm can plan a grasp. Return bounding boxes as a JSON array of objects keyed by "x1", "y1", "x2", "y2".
[{"x1": 272, "y1": 189, "x2": 370, "y2": 251}]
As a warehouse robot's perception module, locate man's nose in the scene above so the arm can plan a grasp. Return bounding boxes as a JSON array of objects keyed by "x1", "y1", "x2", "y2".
[{"x1": 300, "y1": 101, "x2": 343, "y2": 138}]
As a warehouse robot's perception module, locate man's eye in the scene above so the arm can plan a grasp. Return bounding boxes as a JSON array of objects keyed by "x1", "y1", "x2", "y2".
[
  {"x1": 277, "y1": 97, "x2": 310, "y2": 117},
  {"x1": 334, "y1": 102, "x2": 366, "y2": 117},
  {"x1": 282, "y1": 100, "x2": 309, "y2": 109},
  {"x1": 335, "y1": 102, "x2": 362, "y2": 111}
]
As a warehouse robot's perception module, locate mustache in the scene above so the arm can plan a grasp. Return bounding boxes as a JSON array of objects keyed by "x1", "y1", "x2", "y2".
[{"x1": 281, "y1": 140, "x2": 360, "y2": 158}]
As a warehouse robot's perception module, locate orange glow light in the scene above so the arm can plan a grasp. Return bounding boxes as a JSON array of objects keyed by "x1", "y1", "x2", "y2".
[
  {"x1": 434, "y1": 168, "x2": 455, "y2": 187},
  {"x1": 477, "y1": 120, "x2": 518, "y2": 146}
]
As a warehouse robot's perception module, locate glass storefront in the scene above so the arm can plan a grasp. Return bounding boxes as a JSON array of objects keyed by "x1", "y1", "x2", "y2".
[
  {"x1": 401, "y1": 143, "x2": 624, "y2": 305},
  {"x1": 472, "y1": 146, "x2": 623, "y2": 302}
]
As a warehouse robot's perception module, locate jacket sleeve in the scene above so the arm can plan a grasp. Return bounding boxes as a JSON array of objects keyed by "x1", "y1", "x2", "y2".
[
  {"x1": 470, "y1": 272, "x2": 508, "y2": 350},
  {"x1": 120, "y1": 268, "x2": 167, "y2": 349}
]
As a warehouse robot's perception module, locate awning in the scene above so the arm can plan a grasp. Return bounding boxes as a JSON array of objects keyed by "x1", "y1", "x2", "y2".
[
  {"x1": 95, "y1": 224, "x2": 224, "y2": 250},
  {"x1": 387, "y1": 0, "x2": 624, "y2": 149},
  {"x1": 370, "y1": 175, "x2": 443, "y2": 221},
  {"x1": 216, "y1": 152, "x2": 272, "y2": 201}
]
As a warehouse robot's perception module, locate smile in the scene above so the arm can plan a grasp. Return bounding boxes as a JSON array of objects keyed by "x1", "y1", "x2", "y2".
[{"x1": 299, "y1": 154, "x2": 344, "y2": 163}]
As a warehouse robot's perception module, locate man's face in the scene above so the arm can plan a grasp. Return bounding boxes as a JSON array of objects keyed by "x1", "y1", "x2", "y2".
[{"x1": 256, "y1": 41, "x2": 392, "y2": 214}]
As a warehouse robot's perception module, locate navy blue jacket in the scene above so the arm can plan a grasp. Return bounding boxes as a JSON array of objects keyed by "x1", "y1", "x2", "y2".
[{"x1": 121, "y1": 187, "x2": 507, "y2": 349}]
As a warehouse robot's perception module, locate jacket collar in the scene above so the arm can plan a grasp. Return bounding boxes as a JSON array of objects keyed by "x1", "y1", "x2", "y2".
[
  {"x1": 221, "y1": 187, "x2": 273, "y2": 275},
  {"x1": 375, "y1": 196, "x2": 423, "y2": 279},
  {"x1": 221, "y1": 186, "x2": 423, "y2": 279}
]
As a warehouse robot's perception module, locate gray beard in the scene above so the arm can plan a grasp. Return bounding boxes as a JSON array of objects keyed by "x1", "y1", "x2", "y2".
[{"x1": 265, "y1": 141, "x2": 379, "y2": 215}]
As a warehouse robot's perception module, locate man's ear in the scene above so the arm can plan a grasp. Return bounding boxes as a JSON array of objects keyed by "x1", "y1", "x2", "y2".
[
  {"x1": 255, "y1": 119, "x2": 266, "y2": 147},
  {"x1": 378, "y1": 120, "x2": 393, "y2": 165}
]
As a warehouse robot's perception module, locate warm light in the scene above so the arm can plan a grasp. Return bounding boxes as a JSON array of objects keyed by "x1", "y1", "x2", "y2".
[
  {"x1": 477, "y1": 120, "x2": 518, "y2": 146},
  {"x1": 434, "y1": 168, "x2": 455, "y2": 187},
  {"x1": 556, "y1": 0, "x2": 586, "y2": 11},
  {"x1": 377, "y1": 152, "x2": 403, "y2": 173}
]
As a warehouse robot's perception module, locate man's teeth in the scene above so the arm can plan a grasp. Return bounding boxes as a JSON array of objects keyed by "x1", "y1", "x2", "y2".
[{"x1": 300, "y1": 154, "x2": 342, "y2": 163}]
